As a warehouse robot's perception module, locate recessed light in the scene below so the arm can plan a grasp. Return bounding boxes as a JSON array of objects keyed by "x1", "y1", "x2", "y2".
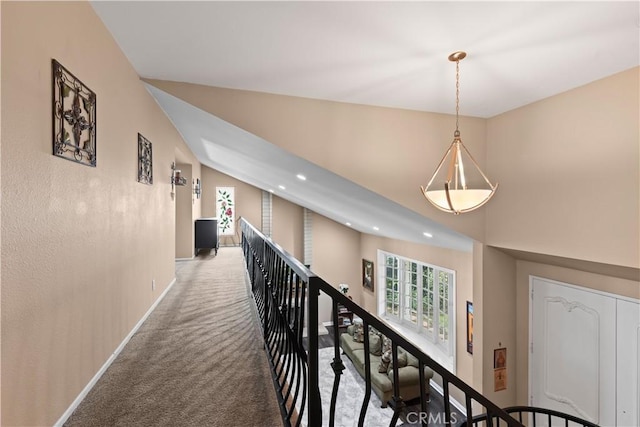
[
  {"x1": 423, "y1": 232, "x2": 433, "y2": 238},
  {"x1": 346, "y1": 222, "x2": 351, "y2": 227},
  {"x1": 373, "y1": 226, "x2": 379, "y2": 231},
  {"x1": 296, "y1": 174, "x2": 307, "y2": 181},
  {"x1": 278, "y1": 185, "x2": 286, "y2": 190},
  {"x1": 268, "y1": 189, "x2": 274, "y2": 193}
]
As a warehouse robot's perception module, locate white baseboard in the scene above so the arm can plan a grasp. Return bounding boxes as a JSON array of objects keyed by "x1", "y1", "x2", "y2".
[
  {"x1": 54, "y1": 277, "x2": 178, "y2": 427},
  {"x1": 175, "y1": 256, "x2": 194, "y2": 261}
]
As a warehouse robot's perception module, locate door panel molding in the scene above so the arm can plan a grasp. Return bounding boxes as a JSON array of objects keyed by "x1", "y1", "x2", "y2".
[
  {"x1": 530, "y1": 276, "x2": 617, "y2": 426},
  {"x1": 542, "y1": 296, "x2": 600, "y2": 421}
]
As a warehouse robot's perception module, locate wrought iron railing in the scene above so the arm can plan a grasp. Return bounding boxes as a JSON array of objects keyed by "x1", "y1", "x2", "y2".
[
  {"x1": 240, "y1": 218, "x2": 598, "y2": 427},
  {"x1": 460, "y1": 406, "x2": 600, "y2": 427}
]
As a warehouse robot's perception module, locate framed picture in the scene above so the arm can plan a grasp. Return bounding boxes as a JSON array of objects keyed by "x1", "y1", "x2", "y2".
[
  {"x1": 494, "y1": 347, "x2": 506, "y2": 369},
  {"x1": 362, "y1": 259, "x2": 374, "y2": 291},
  {"x1": 216, "y1": 187, "x2": 235, "y2": 235},
  {"x1": 137, "y1": 133, "x2": 153, "y2": 185},
  {"x1": 466, "y1": 301, "x2": 473, "y2": 354},
  {"x1": 494, "y1": 367, "x2": 507, "y2": 391},
  {"x1": 52, "y1": 59, "x2": 97, "y2": 167}
]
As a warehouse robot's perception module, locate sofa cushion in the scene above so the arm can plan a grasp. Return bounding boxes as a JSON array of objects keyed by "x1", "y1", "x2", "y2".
[
  {"x1": 350, "y1": 351, "x2": 392, "y2": 393},
  {"x1": 352, "y1": 348, "x2": 379, "y2": 368},
  {"x1": 353, "y1": 323, "x2": 365, "y2": 342},
  {"x1": 401, "y1": 347, "x2": 420, "y2": 368},
  {"x1": 346, "y1": 324, "x2": 355, "y2": 336},
  {"x1": 368, "y1": 332, "x2": 382, "y2": 356},
  {"x1": 378, "y1": 349, "x2": 391, "y2": 373},
  {"x1": 340, "y1": 333, "x2": 364, "y2": 354},
  {"x1": 389, "y1": 365, "x2": 421, "y2": 387},
  {"x1": 370, "y1": 368, "x2": 393, "y2": 393},
  {"x1": 386, "y1": 350, "x2": 408, "y2": 373}
]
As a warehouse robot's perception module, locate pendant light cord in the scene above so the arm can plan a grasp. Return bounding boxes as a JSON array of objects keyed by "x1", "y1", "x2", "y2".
[{"x1": 455, "y1": 59, "x2": 460, "y2": 135}]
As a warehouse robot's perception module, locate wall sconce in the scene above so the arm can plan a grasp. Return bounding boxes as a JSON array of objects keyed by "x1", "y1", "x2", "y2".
[
  {"x1": 171, "y1": 162, "x2": 187, "y2": 199},
  {"x1": 193, "y1": 178, "x2": 201, "y2": 199}
]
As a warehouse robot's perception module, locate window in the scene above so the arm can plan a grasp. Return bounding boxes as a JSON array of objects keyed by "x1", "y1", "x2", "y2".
[
  {"x1": 382, "y1": 252, "x2": 455, "y2": 356},
  {"x1": 385, "y1": 256, "x2": 400, "y2": 317}
]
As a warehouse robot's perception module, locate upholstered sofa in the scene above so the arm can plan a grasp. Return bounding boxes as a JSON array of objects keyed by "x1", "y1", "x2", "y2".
[{"x1": 339, "y1": 324, "x2": 434, "y2": 407}]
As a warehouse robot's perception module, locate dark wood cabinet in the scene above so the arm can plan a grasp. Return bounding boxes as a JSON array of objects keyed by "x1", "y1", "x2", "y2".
[{"x1": 195, "y1": 218, "x2": 218, "y2": 255}]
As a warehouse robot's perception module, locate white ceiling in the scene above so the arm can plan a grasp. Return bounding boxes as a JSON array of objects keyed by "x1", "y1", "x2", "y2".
[
  {"x1": 92, "y1": 1, "x2": 639, "y2": 252},
  {"x1": 92, "y1": 1, "x2": 639, "y2": 117}
]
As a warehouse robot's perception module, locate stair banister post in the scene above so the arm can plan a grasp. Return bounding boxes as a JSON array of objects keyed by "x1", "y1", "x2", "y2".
[
  {"x1": 307, "y1": 276, "x2": 322, "y2": 425},
  {"x1": 262, "y1": 239, "x2": 269, "y2": 340}
]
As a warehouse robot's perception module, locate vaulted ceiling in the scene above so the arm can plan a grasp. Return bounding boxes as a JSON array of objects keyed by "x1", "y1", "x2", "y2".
[{"x1": 91, "y1": 1, "x2": 640, "y2": 251}]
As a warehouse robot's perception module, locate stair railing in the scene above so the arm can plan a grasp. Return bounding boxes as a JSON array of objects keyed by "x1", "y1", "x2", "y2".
[
  {"x1": 241, "y1": 217, "x2": 524, "y2": 427},
  {"x1": 460, "y1": 405, "x2": 600, "y2": 427}
]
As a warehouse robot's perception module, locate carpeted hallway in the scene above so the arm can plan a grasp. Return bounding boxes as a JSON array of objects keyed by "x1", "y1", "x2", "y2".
[{"x1": 64, "y1": 247, "x2": 283, "y2": 427}]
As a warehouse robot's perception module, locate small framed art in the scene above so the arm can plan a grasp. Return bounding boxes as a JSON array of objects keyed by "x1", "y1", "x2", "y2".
[
  {"x1": 137, "y1": 133, "x2": 153, "y2": 185},
  {"x1": 362, "y1": 259, "x2": 374, "y2": 291},
  {"x1": 466, "y1": 301, "x2": 473, "y2": 354}
]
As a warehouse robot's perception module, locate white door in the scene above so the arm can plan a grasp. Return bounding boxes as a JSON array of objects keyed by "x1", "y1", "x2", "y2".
[
  {"x1": 617, "y1": 299, "x2": 640, "y2": 427},
  {"x1": 530, "y1": 277, "x2": 617, "y2": 426}
]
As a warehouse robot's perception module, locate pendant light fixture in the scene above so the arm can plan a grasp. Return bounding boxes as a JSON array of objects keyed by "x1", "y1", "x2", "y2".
[{"x1": 421, "y1": 51, "x2": 498, "y2": 214}]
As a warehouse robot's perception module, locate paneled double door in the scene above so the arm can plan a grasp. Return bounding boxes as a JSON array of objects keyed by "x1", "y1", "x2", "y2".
[{"x1": 530, "y1": 276, "x2": 639, "y2": 427}]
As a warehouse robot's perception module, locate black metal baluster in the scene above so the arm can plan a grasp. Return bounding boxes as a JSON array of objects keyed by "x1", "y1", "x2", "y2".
[
  {"x1": 357, "y1": 321, "x2": 372, "y2": 427},
  {"x1": 443, "y1": 379, "x2": 451, "y2": 425},
  {"x1": 465, "y1": 395, "x2": 473, "y2": 427},
  {"x1": 307, "y1": 277, "x2": 322, "y2": 426},
  {"x1": 419, "y1": 360, "x2": 428, "y2": 427},
  {"x1": 328, "y1": 300, "x2": 345, "y2": 427},
  {"x1": 281, "y1": 272, "x2": 297, "y2": 399},
  {"x1": 262, "y1": 242, "x2": 269, "y2": 342},
  {"x1": 296, "y1": 348, "x2": 308, "y2": 427},
  {"x1": 389, "y1": 342, "x2": 405, "y2": 426}
]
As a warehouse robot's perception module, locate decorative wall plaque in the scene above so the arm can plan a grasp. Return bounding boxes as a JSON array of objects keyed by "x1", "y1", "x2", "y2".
[
  {"x1": 216, "y1": 187, "x2": 235, "y2": 235},
  {"x1": 137, "y1": 133, "x2": 153, "y2": 185},
  {"x1": 52, "y1": 59, "x2": 97, "y2": 167}
]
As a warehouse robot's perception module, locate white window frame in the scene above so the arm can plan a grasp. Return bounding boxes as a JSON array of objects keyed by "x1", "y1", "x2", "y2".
[{"x1": 378, "y1": 250, "x2": 456, "y2": 371}]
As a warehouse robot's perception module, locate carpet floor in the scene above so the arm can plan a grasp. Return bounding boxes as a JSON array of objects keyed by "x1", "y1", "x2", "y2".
[{"x1": 64, "y1": 247, "x2": 283, "y2": 427}]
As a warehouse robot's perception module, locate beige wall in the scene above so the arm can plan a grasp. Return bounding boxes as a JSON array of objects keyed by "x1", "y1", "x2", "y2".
[
  {"x1": 201, "y1": 165, "x2": 262, "y2": 246},
  {"x1": 174, "y1": 150, "x2": 203, "y2": 258},
  {"x1": 479, "y1": 246, "x2": 517, "y2": 407},
  {"x1": 472, "y1": 242, "x2": 485, "y2": 395},
  {"x1": 175, "y1": 163, "x2": 194, "y2": 258},
  {"x1": 1, "y1": 2, "x2": 200, "y2": 425},
  {"x1": 310, "y1": 215, "x2": 362, "y2": 324},
  {"x1": 486, "y1": 67, "x2": 640, "y2": 269},
  {"x1": 145, "y1": 79, "x2": 489, "y2": 243},
  {"x1": 272, "y1": 196, "x2": 304, "y2": 260}
]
